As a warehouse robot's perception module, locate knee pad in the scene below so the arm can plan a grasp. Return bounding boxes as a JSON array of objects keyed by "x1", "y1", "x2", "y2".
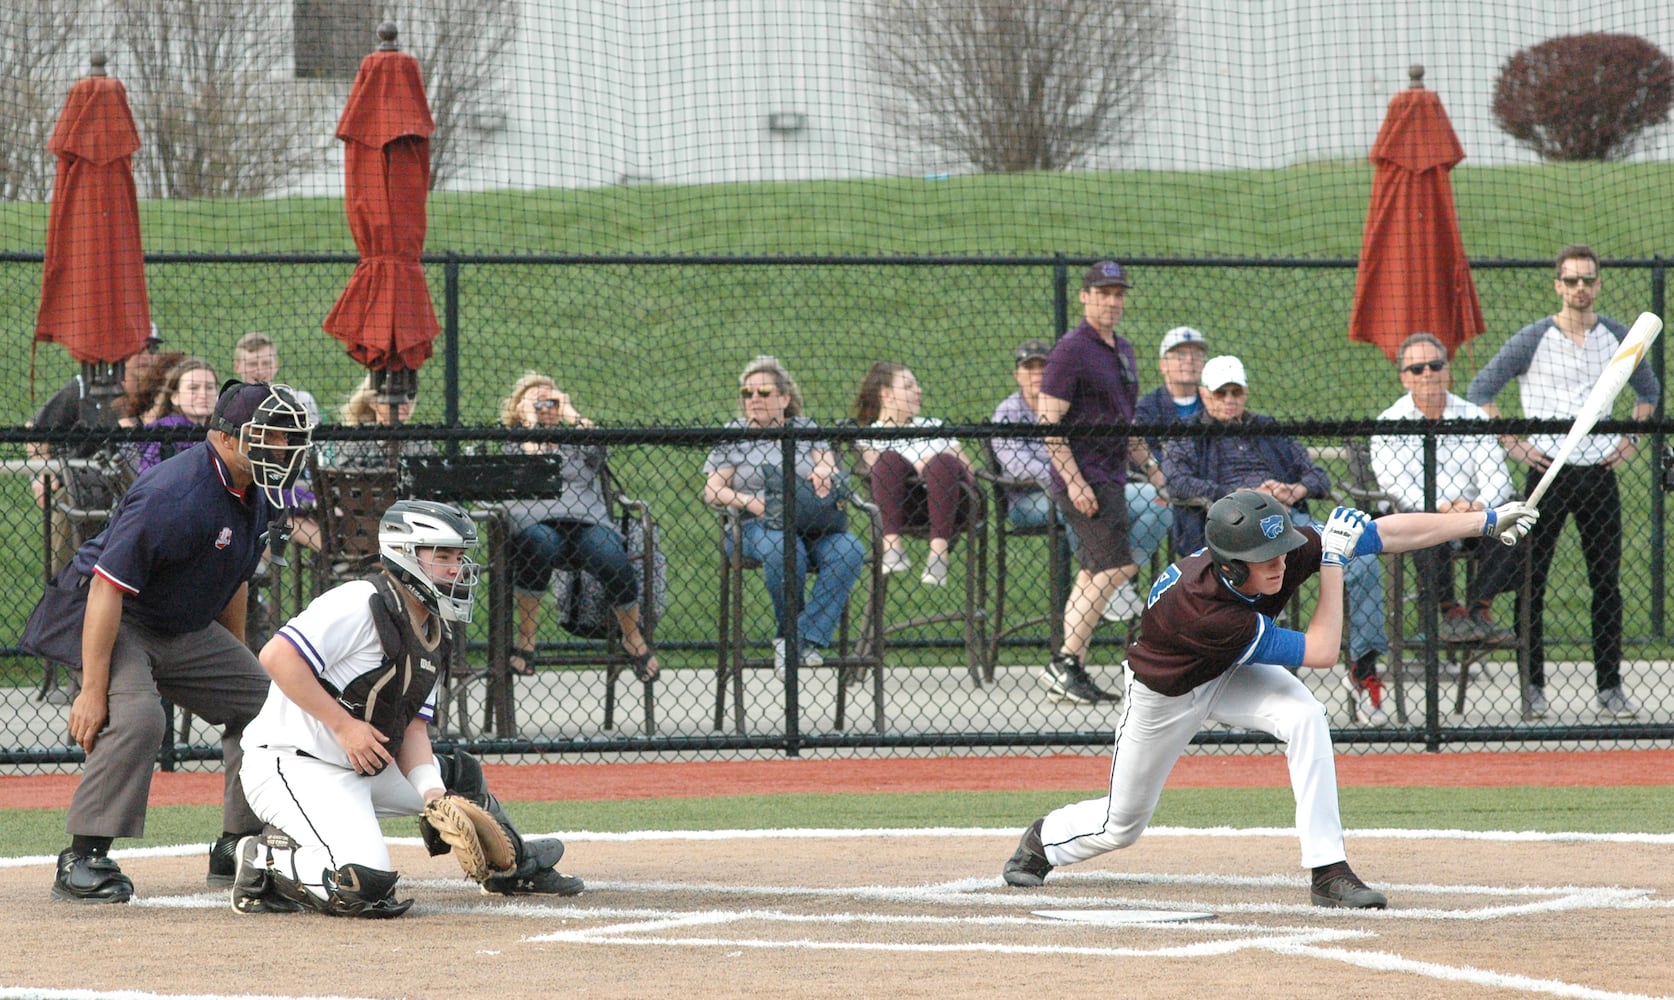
[{"x1": 438, "y1": 748, "x2": 486, "y2": 798}]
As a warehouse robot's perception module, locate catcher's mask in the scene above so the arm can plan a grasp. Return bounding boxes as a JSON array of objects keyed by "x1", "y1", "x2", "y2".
[
  {"x1": 1205, "y1": 490, "x2": 1306, "y2": 587},
  {"x1": 378, "y1": 500, "x2": 481, "y2": 623},
  {"x1": 211, "y1": 381, "x2": 314, "y2": 508}
]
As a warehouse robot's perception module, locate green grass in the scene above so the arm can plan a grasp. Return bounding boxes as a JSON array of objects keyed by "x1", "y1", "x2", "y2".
[
  {"x1": 7, "y1": 785, "x2": 1672, "y2": 859},
  {"x1": 5, "y1": 162, "x2": 1672, "y2": 686}
]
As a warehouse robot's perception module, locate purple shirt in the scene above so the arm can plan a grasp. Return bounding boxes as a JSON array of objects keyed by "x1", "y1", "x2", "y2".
[{"x1": 1039, "y1": 319, "x2": 1140, "y2": 491}]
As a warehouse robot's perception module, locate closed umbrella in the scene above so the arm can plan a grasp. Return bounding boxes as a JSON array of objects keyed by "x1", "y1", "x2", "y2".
[
  {"x1": 34, "y1": 53, "x2": 151, "y2": 419},
  {"x1": 1348, "y1": 66, "x2": 1484, "y2": 362},
  {"x1": 322, "y1": 23, "x2": 439, "y2": 380}
]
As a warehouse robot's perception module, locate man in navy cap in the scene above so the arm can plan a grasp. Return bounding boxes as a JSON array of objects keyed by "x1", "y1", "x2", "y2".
[
  {"x1": 25, "y1": 381, "x2": 314, "y2": 903},
  {"x1": 1034, "y1": 261, "x2": 1167, "y2": 705}
]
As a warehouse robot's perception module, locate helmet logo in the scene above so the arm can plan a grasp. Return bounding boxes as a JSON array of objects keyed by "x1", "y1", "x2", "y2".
[{"x1": 1260, "y1": 514, "x2": 1285, "y2": 539}]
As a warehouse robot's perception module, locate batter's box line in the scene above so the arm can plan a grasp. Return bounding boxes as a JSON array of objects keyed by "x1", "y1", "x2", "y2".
[{"x1": 1271, "y1": 941, "x2": 1674, "y2": 1000}]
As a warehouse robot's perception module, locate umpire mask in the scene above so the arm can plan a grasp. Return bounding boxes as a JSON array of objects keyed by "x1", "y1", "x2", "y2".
[{"x1": 212, "y1": 382, "x2": 315, "y2": 508}]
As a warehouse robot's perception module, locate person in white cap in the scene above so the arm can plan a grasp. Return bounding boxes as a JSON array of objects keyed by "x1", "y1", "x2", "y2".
[
  {"x1": 1160, "y1": 355, "x2": 1391, "y2": 724},
  {"x1": 1134, "y1": 326, "x2": 1208, "y2": 455}
]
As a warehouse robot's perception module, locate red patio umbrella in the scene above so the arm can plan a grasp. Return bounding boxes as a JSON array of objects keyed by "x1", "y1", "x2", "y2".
[
  {"x1": 322, "y1": 24, "x2": 439, "y2": 377},
  {"x1": 1348, "y1": 66, "x2": 1484, "y2": 362},
  {"x1": 34, "y1": 54, "x2": 151, "y2": 402}
]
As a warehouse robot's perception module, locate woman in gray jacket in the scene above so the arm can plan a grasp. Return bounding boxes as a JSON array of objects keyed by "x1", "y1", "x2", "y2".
[{"x1": 499, "y1": 372, "x2": 656, "y2": 680}]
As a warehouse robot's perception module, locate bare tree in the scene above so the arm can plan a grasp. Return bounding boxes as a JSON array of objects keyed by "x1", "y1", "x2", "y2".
[
  {"x1": 863, "y1": 0, "x2": 1177, "y2": 173},
  {"x1": 380, "y1": 0, "x2": 518, "y2": 189},
  {"x1": 0, "y1": 2, "x2": 79, "y2": 201},
  {"x1": 113, "y1": 0, "x2": 331, "y2": 199}
]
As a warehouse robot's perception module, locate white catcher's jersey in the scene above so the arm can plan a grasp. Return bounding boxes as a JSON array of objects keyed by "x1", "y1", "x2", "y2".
[{"x1": 243, "y1": 579, "x2": 440, "y2": 767}]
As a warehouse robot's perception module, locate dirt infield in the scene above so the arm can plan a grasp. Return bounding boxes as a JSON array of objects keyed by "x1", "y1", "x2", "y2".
[{"x1": 3, "y1": 827, "x2": 1670, "y2": 1000}]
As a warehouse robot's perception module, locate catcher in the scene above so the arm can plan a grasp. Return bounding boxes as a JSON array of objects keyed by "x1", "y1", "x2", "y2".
[{"x1": 232, "y1": 499, "x2": 583, "y2": 917}]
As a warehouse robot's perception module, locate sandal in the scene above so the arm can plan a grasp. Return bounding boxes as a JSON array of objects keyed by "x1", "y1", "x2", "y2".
[
  {"x1": 509, "y1": 645, "x2": 537, "y2": 677},
  {"x1": 628, "y1": 648, "x2": 659, "y2": 683}
]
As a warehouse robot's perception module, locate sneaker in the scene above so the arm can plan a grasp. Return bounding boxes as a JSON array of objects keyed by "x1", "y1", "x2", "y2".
[
  {"x1": 1469, "y1": 607, "x2": 1516, "y2": 647},
  {"x1": 1437, "y1": 606, "x2": 1486, "y2": 644},
  {"x1": 51, "y1": 848, "x2": 134, "y2": 904},
  {"x1": 771, "y1": 638, "x2": 823, "y2": 677},
  {"x1": 1101, "y1": 580, "x2": 1145, "y2": 622},
  {"x1": 1001, "y1": 818, "x2": 1053, "y2": 887},
  {"x1": 1347, "y1": 673, "x2": 1388, "y2": 725},
  {"x1": 880, "y1": 547, "x2": 912, "y2": 575},
  {"x1": 230, "y1": 835, "x2": 303, "y2": 914},
  {"x1": 1523, "y1": 683, "x2": 1549, "y2": 721},
  {"x1": 1598, "y1": 686, "x2": 1640, "y2": 720},
  {"x1": 207, "y1": 832, "x2": 240, "y2": 888},
  {"x1": 920, "y1": 552, "x2": 949, "y2": 586},
  {"x1": 1310, "y1": 863, "x2": 1388, "y2": 909},
  {"x1": 1038, "y1": 652, "x2": 1114, "y2": 705}
]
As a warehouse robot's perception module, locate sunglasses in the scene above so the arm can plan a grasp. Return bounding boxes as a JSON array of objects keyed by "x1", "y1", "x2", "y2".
[
  {"x1": 1559, "y1": 274, "x2": 1598, "y2": 287},
  {"x1": 740, "y1": 388, "x2": 778, "y2": 399},
  {"x1": 533, "y1": 399, "x2": 559, "y2": 411},
  {"x1": 1402, "y1": 359, "x2": 1448, "y2": 375}
]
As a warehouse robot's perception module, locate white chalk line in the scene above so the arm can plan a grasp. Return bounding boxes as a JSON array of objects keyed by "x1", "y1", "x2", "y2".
[{"x1": 7, "y1": 828, "x2": 1669, "y2": 1000}]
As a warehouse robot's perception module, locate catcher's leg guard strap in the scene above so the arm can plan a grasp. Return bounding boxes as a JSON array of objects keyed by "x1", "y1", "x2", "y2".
[{"x1": 321, "y1": 864, "x2": 413, "y2": 919}]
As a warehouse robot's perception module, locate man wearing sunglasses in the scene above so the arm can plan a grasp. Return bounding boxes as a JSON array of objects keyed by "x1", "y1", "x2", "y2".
[
  {"x1": 1467, "y1": 244, "x2": 1660, "y2": 720},
  {"x1": 1373, "y1": 333, "x2": 1523, "y2": 647}
]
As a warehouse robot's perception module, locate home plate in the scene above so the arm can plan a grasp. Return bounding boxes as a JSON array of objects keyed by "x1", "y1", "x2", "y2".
[{"x1": 1033, "y1": 909, "x2": 1216, "y2": 924}]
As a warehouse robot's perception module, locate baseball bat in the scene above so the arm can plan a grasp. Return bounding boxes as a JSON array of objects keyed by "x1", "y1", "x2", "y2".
[{"x1": 1525, "y1": 310, "x2": 1663, "y2": 508}]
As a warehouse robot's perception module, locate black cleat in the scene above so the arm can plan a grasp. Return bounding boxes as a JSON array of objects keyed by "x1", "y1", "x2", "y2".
[
  {"x1": 1002, "y1": 819, "x2": 1053, "y2": 887},
  {"x1": 207, "y1": 832, "x2": 241, "y2": 888},
  {"x1": 1039, "y1": 653, "x2": 1114, "y2": 705},
  {"x1": 481, "y1": 868, "x2": 585, "y2": 896},
  {"x1": 51, "y1": 848, "x2": 134, "y2": 904},
  {"x1": 1310, "y1": 863, "x2": 1388, "y2": 909}
]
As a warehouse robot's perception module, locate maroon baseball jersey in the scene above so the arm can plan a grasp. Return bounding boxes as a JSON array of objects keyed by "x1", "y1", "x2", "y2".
[{"x1": 1128, "y1": 526, "x2": 1323, "y2": 696}]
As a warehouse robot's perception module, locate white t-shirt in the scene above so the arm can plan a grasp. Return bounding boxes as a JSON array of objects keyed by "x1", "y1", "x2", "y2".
[
  {"x1": 242, "y1": 579, "x2": 440, "y2": 767},
  {"x1": 856, "y1": 416, "x2": 960, "y2": 466}
]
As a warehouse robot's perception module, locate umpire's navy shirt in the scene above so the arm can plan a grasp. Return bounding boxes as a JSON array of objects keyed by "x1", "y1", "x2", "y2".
[
  {"x1": 1039, "y1": 319, "x2": 1141, "y2": 492},
  {"x1": 71, "y1": 442, "x2": 271, "y2": 635}
]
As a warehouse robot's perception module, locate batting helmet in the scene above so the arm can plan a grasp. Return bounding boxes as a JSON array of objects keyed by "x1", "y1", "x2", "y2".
[{"x1": 1205, "y1": 490, "x2": 1306, "y2": 586}]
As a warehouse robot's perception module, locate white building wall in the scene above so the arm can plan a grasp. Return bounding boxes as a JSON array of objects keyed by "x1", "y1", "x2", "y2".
[{"x1": 286, "y1": 0, "x2": 1674, "y2": 196}]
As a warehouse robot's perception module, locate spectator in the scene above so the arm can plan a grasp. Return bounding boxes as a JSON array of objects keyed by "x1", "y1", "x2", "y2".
[
  {"x1": 134, "y1": 357, "x2": 218, "y2": 474},
  {"x1": 1162, "y1": 354, "x2": 1390, "y2": 724},
  {"x1": 1372, "y1": 332, "x2": 1522, "y2": 646},
  {"x1": 331, "y1": 374, "x2": 437, "y2": 469},
  {"x1": 992, "y1": 338, "x2": 1171, "y2": 620},
  {"x1": 118, "y1": 349, "x2": 187, "y2": 428},
  {"x1": 1134, "y1": 325, "x2": 1208, "y2": 456},
  {"x1": 852, "y1": 362, "x2": 975, "y2": 586},
  {"x1": 1034, "y1": 261, "x2": 1169, "y2": 705},
  {"x1": 233, "y1": 332, "x2": 323, "y2": 426},
  {"x1": 703, "y1": 355, "x2": 865, "y2": 673},
  {"x1": 1466, "y1": 244, "x2": 1659, "y2": 720},
  {"x1": 498, "y1": 372, "x2": 657, "y2": 681},
  {"x1": 27, "y1": 383, "x2": 314, "y2": 902}
]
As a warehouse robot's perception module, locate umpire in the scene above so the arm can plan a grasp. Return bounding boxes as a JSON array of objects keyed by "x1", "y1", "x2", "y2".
[{"x1": 24, "y1": 381, "x2": 314, "y2": 903}]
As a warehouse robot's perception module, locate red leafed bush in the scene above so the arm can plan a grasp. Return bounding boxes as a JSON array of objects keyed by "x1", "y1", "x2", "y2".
[{"x1": 1493, "y1": 32, "x2": 1674, "y2": 161}]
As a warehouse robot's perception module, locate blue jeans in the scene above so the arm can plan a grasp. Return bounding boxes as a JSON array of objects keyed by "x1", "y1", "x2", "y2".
[
  {"x1": 1291, "y1": 511, "x2": 1386, "y2": 661},
  {"x1": 735, "y1": 520, "x2": 866, "y2": 649},
  {"x1": 510, "y1": 520, "x2": 639, "y2": 608},
  {"x1": 1008, "y1": 484, "x2": 1173, "y2": 566}
]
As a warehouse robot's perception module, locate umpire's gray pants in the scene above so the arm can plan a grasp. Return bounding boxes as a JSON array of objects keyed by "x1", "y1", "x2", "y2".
[{"x1": 68, "y1": 620, "x2": 269, "y2": 839}]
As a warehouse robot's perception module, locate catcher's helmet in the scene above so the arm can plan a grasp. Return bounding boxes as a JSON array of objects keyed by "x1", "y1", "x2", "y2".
[
  {"x1": 211, "y1": 381, "x2": 315, "y2": 508},
  {"x1": 1205, "y1": 490, "x2": 1306, "y2": 586},
  {"x1": 378, "y1": 500, "x2": 481, "y2": 623}
]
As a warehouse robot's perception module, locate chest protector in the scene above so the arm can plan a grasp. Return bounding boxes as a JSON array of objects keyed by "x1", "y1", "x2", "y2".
[{"x1": 320, "y1": 574, "x2": 452, "y2": 764}]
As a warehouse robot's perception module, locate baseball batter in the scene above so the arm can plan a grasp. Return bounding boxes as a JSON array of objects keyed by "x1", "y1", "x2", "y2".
[
  {"x1": 232, "y1": 500, "x2": 583, "y2": 917},
  {"x1": 1003, "y1": 489, "x2": 1538, "y2": 907}
]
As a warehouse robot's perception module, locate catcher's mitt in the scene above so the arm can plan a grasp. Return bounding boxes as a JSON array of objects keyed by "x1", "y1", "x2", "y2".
[{"x1": 422, "y1": 794, "x2": 516, "y2": 880}]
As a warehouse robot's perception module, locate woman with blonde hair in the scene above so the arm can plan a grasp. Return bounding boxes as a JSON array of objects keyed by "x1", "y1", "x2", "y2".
[
  {"x1": 331, "y1": 374, "x2": 434, "y2": 469},
  {"x1": 499, "y1": 372, "x2": 656, "y2": 680},
  {"x1": 703, "y1": 355, "x2": 864, "y2": 672}
]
